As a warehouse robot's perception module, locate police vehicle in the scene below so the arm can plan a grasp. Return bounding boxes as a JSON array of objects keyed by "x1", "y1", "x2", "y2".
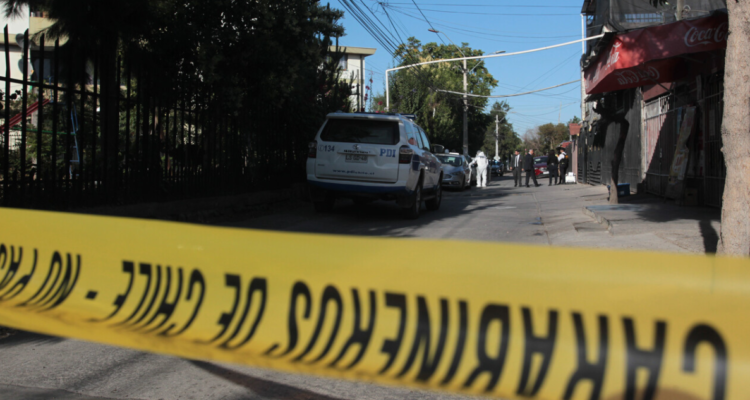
[{"x1": 307, "y1": 112, "x2": 443, "y2": 219}]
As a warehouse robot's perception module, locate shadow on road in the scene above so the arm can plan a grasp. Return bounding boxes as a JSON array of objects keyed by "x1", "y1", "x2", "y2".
[
  {"x1": 0, "y1": 331, "x2": 64, "y2": 349},
  {"x1": 233, "y1": 176, "x2": 528, "y2": 238},
  {"x1": 191, "y1": 361, "x2": 347, "y2": 400}
]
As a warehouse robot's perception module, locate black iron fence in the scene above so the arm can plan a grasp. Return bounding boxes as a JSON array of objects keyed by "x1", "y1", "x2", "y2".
[{"x1": 0, "y1": 27, "x2": 310, "y2": 210}]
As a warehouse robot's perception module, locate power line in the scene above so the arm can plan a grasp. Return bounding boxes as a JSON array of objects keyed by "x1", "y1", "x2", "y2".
[
  {"x1": 382, "y1": 2, "x2": 581, "y2": 8},
  {"x1": 388, "y1": 6, "x2": 578, "y2": 16},
  {"x1": 436, "y1": 80, "x2": 580, "y2": 98}
]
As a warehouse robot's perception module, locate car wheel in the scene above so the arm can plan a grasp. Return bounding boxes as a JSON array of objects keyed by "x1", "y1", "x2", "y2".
[
  {"x1": 403, "y1": 181, "x2": 422, "y2": 219},
  {"x1": 426, "y1": 182, "x2": 442, "y2": 211},
  {"x1": 459, "y1": 176, "x2": 465, "y2": 190},
  {"x1": 313, "y1": 197, "x2": 335, "y2": 213}
]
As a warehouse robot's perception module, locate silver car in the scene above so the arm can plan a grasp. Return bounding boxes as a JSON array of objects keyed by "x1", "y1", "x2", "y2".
[{"x1": 437, "y1": 153, "x2": 471, "y2": 190}]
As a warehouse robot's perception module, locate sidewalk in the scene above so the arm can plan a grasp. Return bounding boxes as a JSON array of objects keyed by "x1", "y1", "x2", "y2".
[{"x1": 582, "y1": 192, "x2": 721, "y2": 254}]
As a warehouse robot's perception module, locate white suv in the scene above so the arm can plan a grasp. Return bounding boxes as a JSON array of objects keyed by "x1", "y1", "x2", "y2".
[{"x1": 307, "y1": 112, "x2": 443, "y2": 219}]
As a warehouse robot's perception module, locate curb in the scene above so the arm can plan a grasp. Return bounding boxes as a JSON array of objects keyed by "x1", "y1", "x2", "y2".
[{"x1": 582, "y1": 206, "x2": 614, "y2": 235}]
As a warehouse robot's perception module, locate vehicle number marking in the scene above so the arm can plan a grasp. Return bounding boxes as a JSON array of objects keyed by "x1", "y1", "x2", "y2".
[
  {"x1": 318, "y1": 145, "x2": 335, "y2": 152},
  {"x1": 379, "y1": 149, "x2": 396, "y2": 157},
  {"x1": 345, "y1": 154, "x2": 368, "y2": 163}
]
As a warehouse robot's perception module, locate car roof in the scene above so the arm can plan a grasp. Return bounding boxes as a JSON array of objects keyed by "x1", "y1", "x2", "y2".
[{"x1": 325, "y1": 111, "x2": 415, "y2": 123}]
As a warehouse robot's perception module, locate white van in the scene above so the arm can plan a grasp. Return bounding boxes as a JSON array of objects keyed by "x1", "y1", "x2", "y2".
[{"x1": 306, "y1": 112, "x2": 443, "y2": 219}]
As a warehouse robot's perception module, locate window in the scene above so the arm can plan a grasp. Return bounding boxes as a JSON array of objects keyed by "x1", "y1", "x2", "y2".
[
  {"x1": 321, "y1": 119, "x2": 399, "y2": 145},
  {"x1": 405, "y1": 123, "x2": 419, "y2": 147},
  {"x1": 436, "y1": 155, "x2": 463, "y2": 167},
  {"x1": 418, "y1": 127, "x2": 430, "y2": 151},
  {"x1": 338, "y1": 56, "x2": 348, "y2": 71}
]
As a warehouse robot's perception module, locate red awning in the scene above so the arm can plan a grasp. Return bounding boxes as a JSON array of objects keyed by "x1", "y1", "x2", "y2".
[{"x1": 584, "y1": 12, "x2": 728, "y2": 95}]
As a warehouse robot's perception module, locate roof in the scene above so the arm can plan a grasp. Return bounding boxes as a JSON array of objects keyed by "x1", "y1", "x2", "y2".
[
  {"x1": 569, "y1": 123, "x2": 582, "y2": 136},
  {"x1": 328, "y1": 46, "x2": 377, "y2": 56},
  {"x1": 581, "y1": 0, "x2": 596, "y2": 14}
]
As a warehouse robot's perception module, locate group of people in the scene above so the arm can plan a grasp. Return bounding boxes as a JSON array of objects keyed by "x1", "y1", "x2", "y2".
[{"x1": 510, "y1": 148, "x2": 570, "y2": 188}]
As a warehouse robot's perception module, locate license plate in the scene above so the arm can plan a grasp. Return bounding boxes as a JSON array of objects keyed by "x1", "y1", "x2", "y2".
[{"x1": 345, "y1": 154, "x2": 368, "y2": 163}]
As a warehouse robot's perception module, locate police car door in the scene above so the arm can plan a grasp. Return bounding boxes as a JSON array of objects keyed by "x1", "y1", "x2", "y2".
[{"x1": 416, "y1": 127, "x2": 438, "y2": 188}]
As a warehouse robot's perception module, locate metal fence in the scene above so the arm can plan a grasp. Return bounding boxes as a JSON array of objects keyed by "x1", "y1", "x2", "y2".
[
  {"x1": 643, "y1": 93, "x2": 678, "y2": 197},
  {"x1": 702, "y1": 74, "x2": 725, "y2": 207},
  {"x1": 0, "y1": 28, "x2": 307, "y2": 210}
]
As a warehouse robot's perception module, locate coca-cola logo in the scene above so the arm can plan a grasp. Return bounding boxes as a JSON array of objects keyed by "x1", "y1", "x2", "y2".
[
  {"x1": 605, "y1": 41, "x2": 622, "y2": 69},
  {"x1": 615, "y1": 67, "x2": 661, "y2": 86},
  {"x1": 684, "y1": 22, "x2": 728, "y2": 47}
]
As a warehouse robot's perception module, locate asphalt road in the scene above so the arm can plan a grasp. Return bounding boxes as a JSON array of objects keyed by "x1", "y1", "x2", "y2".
[{"x1": 1, "y1": 175, "x2": 624, "y2": 400}]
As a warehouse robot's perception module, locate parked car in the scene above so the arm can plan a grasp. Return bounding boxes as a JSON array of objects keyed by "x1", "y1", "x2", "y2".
[
  {"x1": 490, "y1": 160, "x2": 504, "y2": 176},
  {"x1": 437, "y1": 153, "x2": 471, "y2": 190},
  {"x1": 534, "y1": 156, "x2": 549, "y2": 177},
  {"x1": 307, "y1": 112, "x2": 443, "y2": 219}
]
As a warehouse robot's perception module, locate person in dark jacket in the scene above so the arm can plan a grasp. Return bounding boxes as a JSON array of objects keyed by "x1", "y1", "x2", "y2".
[
  {"x1": 523, "y1": 149, "x2": 540, "y2": 188},
  {"x1": 547, "y1": 149, "x2": 559, "y2": 186}
]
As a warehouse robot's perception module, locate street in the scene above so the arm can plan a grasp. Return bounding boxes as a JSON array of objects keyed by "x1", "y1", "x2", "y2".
[{"x1": 0, "y1": 175, "x2": 710, "y2": 400}]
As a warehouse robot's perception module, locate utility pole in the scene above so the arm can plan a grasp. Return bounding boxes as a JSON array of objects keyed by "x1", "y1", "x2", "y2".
[
  {"x1": 463, "y1": 58, "x2": 468, "y2": 156},
  {"x1": 676, "y1": 0, "x2": 685, "y2": 20},
  {"x1": 494, "y1": 114, "x2": 499, "y2": 161},
  {"x1": 558, "y1": 101, "x2": 562, "y2": 124}
]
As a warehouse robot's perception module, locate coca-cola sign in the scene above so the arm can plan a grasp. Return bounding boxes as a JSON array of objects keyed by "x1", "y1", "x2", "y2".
[
  {"x1": 684, "y1": 22, "x2": 728, "y2": 47},
  {"x1": 614, "y1": 67, "x2": 661, "y2": 86}
]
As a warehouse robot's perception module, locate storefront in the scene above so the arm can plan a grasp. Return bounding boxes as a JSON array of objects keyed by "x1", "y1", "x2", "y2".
[{"x1": 580, "y1": 10, "x2": 728, "y2": 206}]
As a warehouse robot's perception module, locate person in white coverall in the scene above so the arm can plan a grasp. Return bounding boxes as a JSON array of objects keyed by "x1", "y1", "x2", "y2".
[{"x1": 470, "y1": 151, "x2": 489, "y2": 187}]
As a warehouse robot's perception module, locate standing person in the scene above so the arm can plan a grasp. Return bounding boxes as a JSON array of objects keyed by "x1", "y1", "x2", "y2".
[
  {"x1": 558, "y1": 148, "x2": 569, "y2": 184},
  {"x1": 523, "y1": 149, "x2": 540, "y2": 188},
  {"x1": 547, "y1": 149, "x2": 559, "y2": 186},
  {"x1": 511, "y1": 150, "x2": 523, "y2": 187},
  {"x1": 470, "y1": 150, "x2": 489, "y2": 187}
]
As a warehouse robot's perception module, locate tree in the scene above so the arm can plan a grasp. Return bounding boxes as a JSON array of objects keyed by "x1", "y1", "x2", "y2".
[
  {"x1": 536, "y1": 123, "x2": 569, "y2": 153},
  {"x1": 594, "y1": 99, "x2": 629, "y2": 205},
  {"x1": 568, "y1": 116, "x2": 582, "y2": 124},
  {"x1": 4, "y1": 0, "x2": 152, "y2": 200},
  {"x1": 481, "y1": 101, "x2": 519, "y2": 160},
  {"x1": 387, "y1": 37, "x2": 498, "y2": 153},
  {"x1": 2, "y1": 0, "x2": 351, "y2": 189},
  {"x1": 648, "y1": 0, "x2": 749, "y2": 255},
  {"x1": 522, "y1": 127, "x2": 542, "y2": 152}
]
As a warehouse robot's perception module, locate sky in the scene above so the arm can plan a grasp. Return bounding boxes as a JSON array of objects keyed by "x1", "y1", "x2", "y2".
[{"x1": 327, "y1": 0, "x2": 587, "y2": 136}]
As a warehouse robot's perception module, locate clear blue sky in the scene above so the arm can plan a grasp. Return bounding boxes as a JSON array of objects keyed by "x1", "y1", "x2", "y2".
[{"x1": 327, "y1": 0, "x2": 586, "y2": 136}]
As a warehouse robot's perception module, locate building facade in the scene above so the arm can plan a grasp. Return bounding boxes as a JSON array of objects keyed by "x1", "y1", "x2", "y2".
[
  {"x1": 578, "y1": 0, "x2": 728, "y2": 207},
  {"x1": 328, "y1": 46, "x2": 376, "y2": 112}
]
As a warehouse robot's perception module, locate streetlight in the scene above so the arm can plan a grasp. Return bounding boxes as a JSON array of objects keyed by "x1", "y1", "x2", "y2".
[
  {"x1": 428, "y1": 29, "x2": 504, "y2": 156},
  {"x1": 429, "y1": 29, "x2": 470, "y2": 156}
]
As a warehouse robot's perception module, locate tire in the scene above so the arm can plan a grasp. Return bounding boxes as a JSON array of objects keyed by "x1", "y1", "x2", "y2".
[
  {"x1": 459, "y1": 176, "x2": 465, "y2": 191},
  {"x1": 403, "y1": 181, "x2": 422, "y2": 219},
  {"x1": 426, "y1": 182, "x2": 442, "y2": 211},
  {"x1": 313, "y1": 198, "x2": 334, "y2": 213}
]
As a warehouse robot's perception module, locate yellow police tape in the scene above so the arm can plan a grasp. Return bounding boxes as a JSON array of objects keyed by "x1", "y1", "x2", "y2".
[{"x1": 0, "y1": 208, "x2": 747, "y2": 399}]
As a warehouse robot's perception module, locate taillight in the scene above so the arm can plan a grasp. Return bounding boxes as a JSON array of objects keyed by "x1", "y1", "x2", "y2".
[
  {"x1": 399, "y1": 145, "x2": 413, "y2": 164},
  {"x1": 308, "y1": 141, "x2": 317, "y2": 158}
]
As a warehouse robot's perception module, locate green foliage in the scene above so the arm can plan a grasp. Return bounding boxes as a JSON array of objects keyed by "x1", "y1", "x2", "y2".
[
  {"x1": 386, "y1": 37, "x2": 498, "y2": 153},
  {"x1": 2, "y1": 0, "x2": 352, "y2": 184},
  {"x1": 481, "y1": 101, "x2": 520, "y2": 160},
  {"x1": 536, "y1": 123, "x2": 570, "y2": 153},
  {"x1": 568, "y1": 116, "x2": 581, "y2": 124}
]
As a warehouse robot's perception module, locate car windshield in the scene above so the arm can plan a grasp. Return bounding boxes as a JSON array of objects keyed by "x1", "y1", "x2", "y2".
[
  {"x1": 534, "y1": 156, "x2": 548, "y2": 164},
  {"x1": 320, "y1": 119, "x2": 399, "y2": 145},
  {"x1": 437, "y1": 155, "x2": 463, "y2": 167}
]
